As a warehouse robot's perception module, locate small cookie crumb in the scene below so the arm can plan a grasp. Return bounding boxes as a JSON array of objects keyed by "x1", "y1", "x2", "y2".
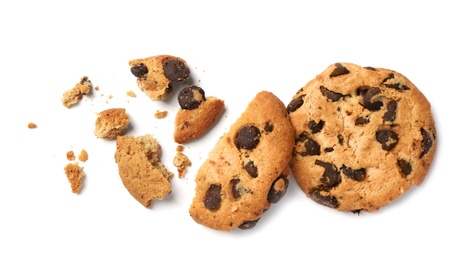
[
  {"x1": 94, "y1": 108, "x2": 130, "y2": 139},
  {"x1": 173, "y1": 152, "x2": 192, "y2": 178},
  {"x1": 66, "y1": 150, "x2": 76, "y2": 161},
  {"x1": 61, "y1": 76, "x2": 92, "y2": 108},
  {"x1": 176, "y1": 145, "x2": 185, "y2": 152},
  {"x1": 64, "y1": 162, "x2": 84, "y2": 194},
  {"x1": 154, "y1": 110, "x2": 168, "y2": 119},
  {"x1": 27, "y1": 122, "x2": 37, "y2": 129},
  {"x1": 78, "y1": 149, "x2": 88, "y2": 162},
  {"x1": 126, "y1": 90, "x2": 137, "y2": 97},
  {"x1": 95, "y1": 86, "x2": 100, "y2": 91}
]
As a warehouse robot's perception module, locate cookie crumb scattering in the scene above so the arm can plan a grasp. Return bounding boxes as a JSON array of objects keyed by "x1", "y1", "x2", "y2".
[
  {"x1": 66, "y1": 150, "x2": 75, "y2": 161},
  {"x1": 94, "y1": 108, "x2": 130, "y2": 139},
  {"x1": 173, "y1": 152, "x2": 192, "y2": 178},
  {"x1": 64, "y1": 162, "x2": 84, "y2": 194},
  {"x1": 27, "y1": 122, "x2": 37, "y2": 129},
  {"x1": 126, "y1": 90, "x2": 137, "y2": 97},
  {"x1": 154, "y1": 110, "x2": 168, "y2": 119},
  {"x1": 61, "y1": 76, "x2": 92, "y2": 108},
  {"x1": 78, "y1": 149, "x2": 88, "y2": 162}
]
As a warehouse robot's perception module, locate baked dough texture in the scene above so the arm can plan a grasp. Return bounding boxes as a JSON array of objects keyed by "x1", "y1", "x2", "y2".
[
  {"x1": 287, "y1": 62, "x2": 437, "y2": 212},
  {"x1": 189, "y1": 91, "x2": 295, "y2": 231},
  {"x1": 94, "y1": 108, "x2": 130, "y2": 140},
  {"x1": 114, "y1": 134, "x2": 173, "y2": 208}
]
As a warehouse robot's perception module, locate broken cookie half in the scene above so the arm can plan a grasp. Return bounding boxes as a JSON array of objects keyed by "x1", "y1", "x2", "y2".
[{"x1": 114, "y1": 134, "x2": 173, "y2": 208}]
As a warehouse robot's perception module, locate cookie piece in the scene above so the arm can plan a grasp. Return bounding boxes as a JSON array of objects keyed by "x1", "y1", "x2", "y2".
[
  {"x1": 129, "y1": 55, "x2": 190, "y2": 101},
  {"x1": 189, "y1": 91, "x2": 295, "y2": 231},
  {"x1": 61, "y1": 76, "x2": 92, "y2": 108},
  {"x1": 174, "y1": 85, "x2": 225, "y2": 144},
  {"x1": 94, "y1": 108, "x2": 130, "y2": 140},
  {"x1": 64, "y1": 162, "x2": 84, "y2": 194},
  {"x1": 287, "y1": 62, "x2": 437, "y2": 212},
  {"x1": 114, "y1": 134, "x2": 173, "y2": 208}
]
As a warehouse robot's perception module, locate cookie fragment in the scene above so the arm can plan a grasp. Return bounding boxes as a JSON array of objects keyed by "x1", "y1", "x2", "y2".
[
  {"x1": 61, "y1": 76, "x2": 92, "y2": 108},
  {"x1": 129, "y1": 55, "x2": 190, "y2": 101},
  {"x1": 288, "y1": 62, "x2": 437, "y2": 212},
  {"x1": 64, "y1": 162, "x2": 84, "y2": 194},
  {"x1": 189, "y1": 91, "x2": 295, "y2": 231},
  {"x1": 114, "y1": 134, "x2": 173, "y2": 208},
  {"x1": 94, "y1": 108, "x2": 130, "y2": 140}
]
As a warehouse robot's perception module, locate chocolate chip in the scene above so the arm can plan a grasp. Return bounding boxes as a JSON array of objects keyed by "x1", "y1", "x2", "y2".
[
  {"x1": 308, "y1": 120, "x2": 324, "y2": 134},
  {"x1": 264, "y1": 122, "x2": 274, "y2": 133},
  {"x1": 420, "y1": 128, "x2": 433, "y2": 158},
  {"x1": 355, "y1": 116, "x2": 370, "y2": 125},
  {"x1": 287, "y1": 95, "x2": 305, "y2": 114},
  {"x1": 230, "y1": 179, "x2": 242, "y2": 199},
  {"x1": 295, "y1": 133, "x2": 320, "y2": 156},
  {"x1": 364, "y1": 66, "x2": 376, "y2": 71},
  {"x1": 238, "y1": 219, "x2": 260, "y2": 230},
  {"x1": 315, "y1": 160, "x2": 341, "y2": 187},
  {"x1": 320, "y1": 86, "x2": 344, "y2": 102},
  {"x1": 337, "y1": 134, "x2": 344, "y2": 145},
  {"x1": 130, "y1": 63, "x2": 148, "y2": 77},
  {"x1": 163, "y1": 59, "x2": 190, "y2": 82},
  {"x1": 309, "y1": 189, "x2": 339, "y2": 209},
  {"x1": 324, "y1": 147, "x2": 334, "y2": 152},
  {"x1": 383, "y1": 73, "x2": 410, "y2": 90},
  {"x1": 356, "y1": 86, "x2": 370, "y2": 96},
  {"x1": 267, "y1": 175, "x2": 289, "y2": 203},
  {"x1": 397, "y1": 159, "x2": 412, "y2": 176},
  {"x1": 236, "y1": 125, "x2": 261, "y2": 150},
  {"x1": 341, "y1": 165, "x2": 366, "y2": 181},
  {"x1": 244, "y1": 160, "x2": 258, "y2": 178},
  {"x1": 204, "y1": 184, "x2": 221, "y2": 210},
  {"x1": 330, "y1": 63, "x2": 350, "y2": 77},
  {"x1": 384, "y1": 100, "x2": 397, "y2": 122},
  {"x1": 375, "y1": 129, "x2": 398, "y2": 151},
  {"x1": 363, "y1": 87, "x2": 383, "y2": 111},
  {"x1": 178, "y1": 85, "x2": 206, "y2": 110}
]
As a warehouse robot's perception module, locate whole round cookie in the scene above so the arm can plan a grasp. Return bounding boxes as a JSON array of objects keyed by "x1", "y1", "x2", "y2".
[{"x1": 287, "y1": 62, "x2": 437, "y2": 212}]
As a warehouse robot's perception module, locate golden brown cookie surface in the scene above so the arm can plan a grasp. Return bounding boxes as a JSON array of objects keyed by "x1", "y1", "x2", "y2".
[
  {"x1": 189, "y1": 91, "x2": 295, "y2": 231},
  {"x1": 287, "y1": 62, "x2": 437, "y2": 212}
]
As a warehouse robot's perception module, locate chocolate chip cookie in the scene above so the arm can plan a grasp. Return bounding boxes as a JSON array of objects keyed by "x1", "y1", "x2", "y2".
[
  {"x1": 189, "y1": 91, "x2": 295, "y2": 231},
  {"x1": 287, "y1": 62, "x2": 437, "y2": 212},
  {"x1": 129, "y1": 55, "x2": 190, "y2": 101},
  {"x1": 174, "y1": 85, "x2": 225, "y2": 144}
]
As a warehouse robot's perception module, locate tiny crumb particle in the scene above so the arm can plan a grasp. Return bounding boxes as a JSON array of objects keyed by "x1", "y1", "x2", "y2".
[
  {"x1": 173, "y1": 152, "x2": 192, "y2": 179},
  {"x1": 154, "y1": 110, "x2": 168, "y2": 119},
  {"x1": 126, "y1": 90, "x2": 137, "y2": 97},
  {"x1": 27, "y1": 122, "x2": 37, "y2": 129},
  {"x1": 78, "y1": 149, "x2": 88, "y2": 162},
  {"x1": 64, "y1": 162, "x2": 84, "y2": 194},
  {"x1": 176, "y1": 145, "x2": 184, "y2": 152},
  {"x1": 66, "y1": 150, "x2": 75, "y2": 161},
  {"x1": 95, "y1": 86, "x2": 100, "y2": 91},
  {"x1": 107, "y1": 94, "x2": 113, "y2": 99}
]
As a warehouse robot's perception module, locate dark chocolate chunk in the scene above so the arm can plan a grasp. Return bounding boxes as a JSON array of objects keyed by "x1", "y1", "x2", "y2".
[
  {"x1": 363, "y1": 87, "x2": 383, "y2": 111},
  {"x1": 383, "y1": 73, "x2": 410, "y2": 90},
  {"x1": 238, "y1": 219, "x2": 260, "y2": 230},
  {"x1": 397, "y1": 159, "x2": 412, "y2": 176},
  {"x1": 309, "y1": 189, "x2": 339, "y2": 209},
  {"x1": 420, "y1": 128, "x2": 433, "y2": 158},
  {"x1": 324, "y1": 147, "x2": 334, "y2": 152},
  {"x1": 341, "y1": 165, "x2": 366, "y2": 181},
  {"x1": 364, "y1": 66, "x2": 376, "y2": 71},
  {"x1": 308, "y1": 120, "x2": 324, "y2": 134},
  {"x1": 178, "y1": 85, "x2": 206, "y2": 110},
  {"x1": 355, "y1": 116, "x2": 370, "y2": 125},
  {"x1": 384, "y1": 100, "x2": 397, "y2": 122},
  {"x1": 264, "y1": 122, "x2": 274, "y2": 133},
  {"x1": 230, "y1": 179, "x2": 242, "y2": 199},
  {"x1": 236, "y1": 125, "x2": 261, "y2": 150},
  {"x1": 204, "y1": 184, "x2": 222, "y2": 210},
  {"x1": 130, "y1": 63, "x2": 148, "y2": 77},
  {"x1": 330, "y1": 63, "x2": 350, "y2": 77},
  {"x1": 337, "y1": 134, "x2": 344, "y2": 145},
  {"x1": 315, "y1": 160, "x2": 341, "y2": 187},
  {"x1": 295, "y1": 133, "x2": 321, "y2": 156},
  {"x1": 320, "y1": 86, "x2": 344, "y2": 102},
  {"x1": 356, "y1": 86, "x2": 370, "y2": 96},
  {"x1": 163, "y1": 59, "x2": 190, "y2": 82},
  {"x1": 375, "y1": 129, "x2": 398, "y2": 151},
  {"x1": 244, "y1": 160, "x2": 258, "y2": 178},
  {"x1": 267, "y1": 175, "x2": 289, "y2": 203},
  {"x1": 287, "y1": 95, "x2": 305, "y2": 114}
]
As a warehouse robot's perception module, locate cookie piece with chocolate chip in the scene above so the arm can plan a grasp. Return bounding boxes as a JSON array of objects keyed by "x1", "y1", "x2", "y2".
[
  {"x1": 174, "y1": 85, "x2": 225, "y2": 144},
  {"x1": 129, "y1": 55, "x2": 190, "y2": 101},
  {"x1": 189, "y1": 91, "x2": 295, "y2": 231},
  {"x1": 287, "y1": 62, "x2": 437, "y2": 212}
]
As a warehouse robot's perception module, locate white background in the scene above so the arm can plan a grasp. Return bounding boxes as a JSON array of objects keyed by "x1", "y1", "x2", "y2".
[{"x1": 1, "y1": 1, "x2": 469, "y2": 259}]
